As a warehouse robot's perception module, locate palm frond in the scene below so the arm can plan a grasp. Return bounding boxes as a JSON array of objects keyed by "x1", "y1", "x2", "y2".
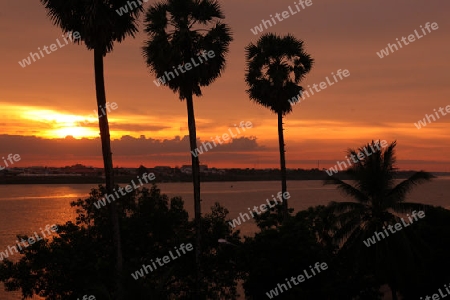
[
  {"x1": 387, "y1": 171, "x2": 433, "y2": 201},
  {"x1": 41, "y1": 0, "x2": 142, "y2": 55},
  {"x1": 324, "y1": 177, "x2": 369, "y2": 203},
  {"x1": 193, "y1": 0, "x2": 224, "y2": 23},
  {"x1": 144, "y1": 3, "x2": 169, "y2": 35},
  {"x1": 143, "y1": 0, "x2": 232, "y2": 99},
  {"x1": 244, "y1": 33, "x2": 313, "y2": 115}
]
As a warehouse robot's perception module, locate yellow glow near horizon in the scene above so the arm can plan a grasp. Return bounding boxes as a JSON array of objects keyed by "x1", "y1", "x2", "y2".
[
  {"x1": 2, "y1": 103, "x2": 186, "y2": 140},
  {"x1": 20, "y1": 108, "x2": 100, "y2": 139}
]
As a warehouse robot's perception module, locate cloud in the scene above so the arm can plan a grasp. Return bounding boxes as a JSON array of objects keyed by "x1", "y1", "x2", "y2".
[{"x1": 0, "y1": 135, "x2": 266, "y2": 167}]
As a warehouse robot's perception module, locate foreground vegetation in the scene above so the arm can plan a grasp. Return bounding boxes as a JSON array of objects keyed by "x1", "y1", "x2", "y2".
[{"x1": 1, "y1": 141, "x2": 450, "y2": 299}]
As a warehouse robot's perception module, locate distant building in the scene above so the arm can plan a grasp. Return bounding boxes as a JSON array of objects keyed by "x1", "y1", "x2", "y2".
[
  {"x1": 154, "y1": 166, "x2": 172, "y2": 174},
  {"x1": 63, "y1": 164, "x2": 98, "y2": 176},
  {"x1": 181, "y1": 165, "x2": 208, "y2": 174},
  {"x1": 27, "y1": 166, "x2": 49, "y2": 174},
  {"x1": 150, "y1": 166, "x2": 173, "y2": 176},
  {"x1": 180, "y1": 165, "x2": 192, "y2": 174},
  {"x1": 154, "y1": 166, "x2": 171, "y2": 170},
  {"x1": 207, "y1": 168, "x2": 225, "y2": 175}
]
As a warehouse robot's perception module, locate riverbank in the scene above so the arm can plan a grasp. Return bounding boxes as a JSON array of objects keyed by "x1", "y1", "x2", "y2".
[{"x1": 0, "y1": 170, "x2": 444, "y2": 184}]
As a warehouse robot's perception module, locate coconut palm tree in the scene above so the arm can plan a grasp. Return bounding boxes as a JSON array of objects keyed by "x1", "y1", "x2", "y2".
[
  {"x1": 40, "y1": 1, "x2": 143, "y2": 298},
  {"x1": 245, "y1": 33, "x2": 313, "y2": 221},
  {"x1": 142, "y1": 0, "x2": 232, "y2": 296},
  {"x1": 325, "y1": 140, "x2": 433, "y2": 299}
]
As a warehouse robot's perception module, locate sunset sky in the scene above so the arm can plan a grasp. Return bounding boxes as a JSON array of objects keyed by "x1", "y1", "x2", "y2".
[{"x1": 1, "y1": 0, "x2": 449, "y2": 171}]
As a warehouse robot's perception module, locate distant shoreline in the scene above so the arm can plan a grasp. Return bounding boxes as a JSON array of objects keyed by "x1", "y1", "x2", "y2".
[{"x1": 0, "y1": 172, "x2": 445, "y2": 185}]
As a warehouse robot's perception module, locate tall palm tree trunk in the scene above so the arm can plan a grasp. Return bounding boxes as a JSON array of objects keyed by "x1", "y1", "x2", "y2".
[
  {"x1": 277, "y1": 112, "x2": 288, "y2": 221},
  {"x1": 94, "y1": 48, "x2": 124, "y2": 300},
  {"x1": 185, "y1": 93, "x2": 202, "y2": 298}
]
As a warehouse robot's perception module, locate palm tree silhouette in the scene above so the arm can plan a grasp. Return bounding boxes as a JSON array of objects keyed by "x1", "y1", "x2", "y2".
[
  {"x1": 325, "y1": 140, "x2": 433, "y2": 299},
  {"x1": 245, "y1": 33, "x2": 313, "y2": 221},
  {"x1": 40, "y1": 1, "x2": 143, "y2": 298},
  {"x1": 142, "y1": 0, "x2": 232, "y2": 296}
]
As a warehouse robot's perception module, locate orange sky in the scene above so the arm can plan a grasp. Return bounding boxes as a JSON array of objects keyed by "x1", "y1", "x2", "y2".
[{"x1": 1, "y1": 0, "x2": 449, "y2": 171}]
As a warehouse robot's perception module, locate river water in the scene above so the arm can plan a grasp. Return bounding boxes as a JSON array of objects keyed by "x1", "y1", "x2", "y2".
[{"x1": 0, "y1": 178, "x2": 448, "y2": 299}]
